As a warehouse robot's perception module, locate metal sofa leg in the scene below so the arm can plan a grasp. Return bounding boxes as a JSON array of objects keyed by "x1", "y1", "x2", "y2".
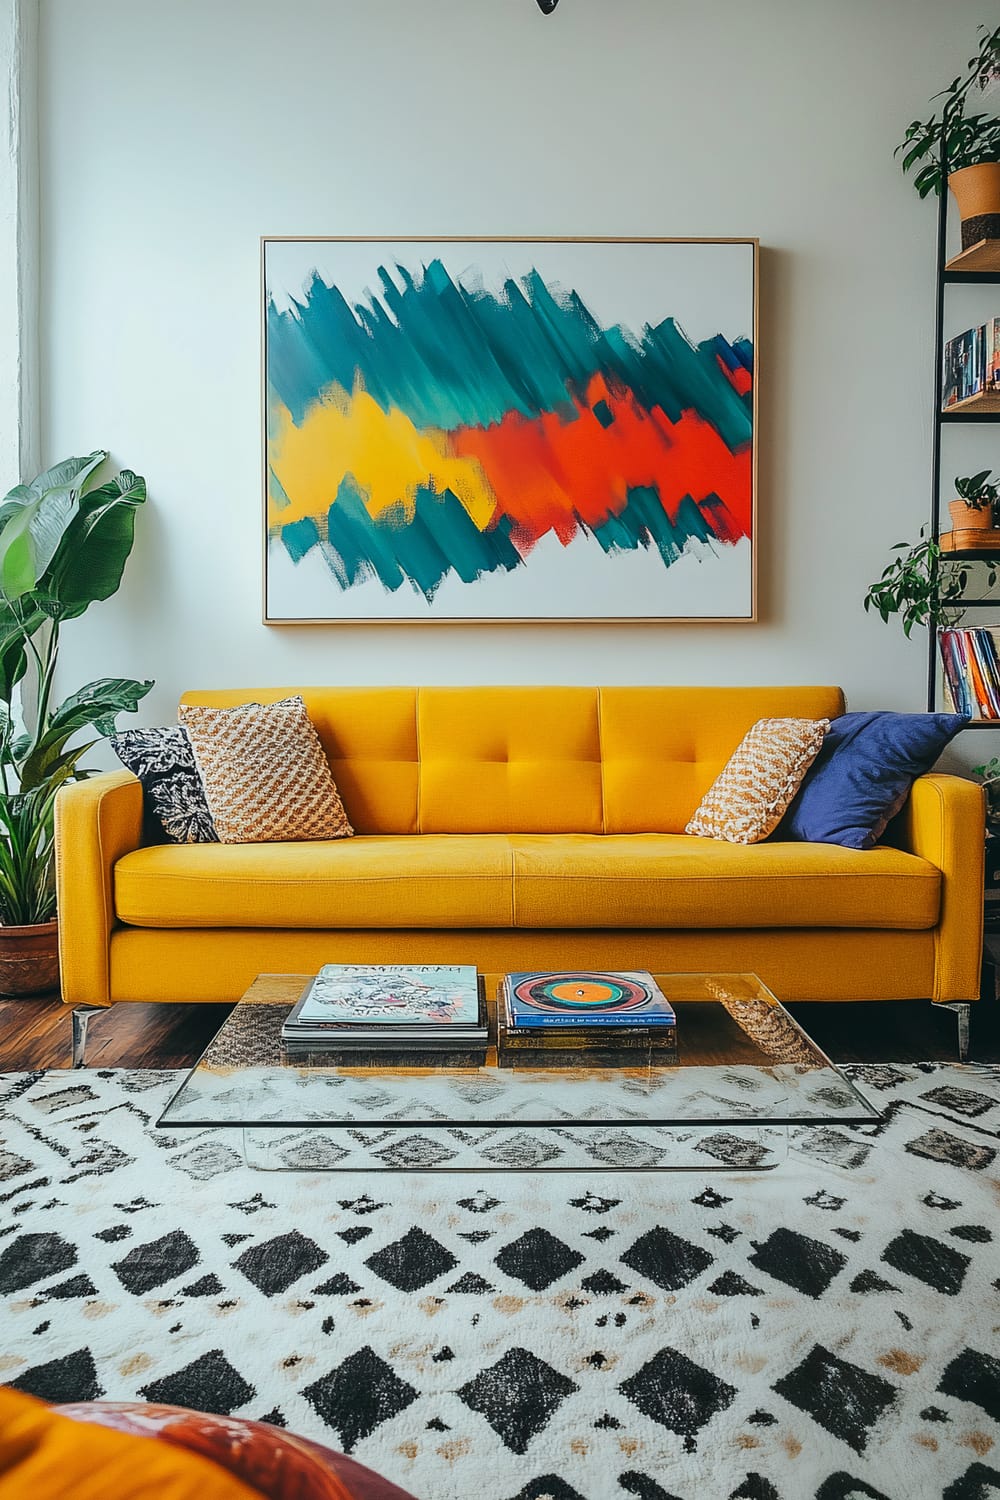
[
  {"x1": 938, "y1": 1002, "x2": 971, "y2": 1064},
  {"x1": 71, "y1": 1005, "x2": 104, "y2": 1068}
]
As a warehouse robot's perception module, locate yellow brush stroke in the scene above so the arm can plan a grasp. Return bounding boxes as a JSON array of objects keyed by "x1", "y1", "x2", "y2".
[{"x1": 268, "y1": 386, "x2": 496, "y2": 530}]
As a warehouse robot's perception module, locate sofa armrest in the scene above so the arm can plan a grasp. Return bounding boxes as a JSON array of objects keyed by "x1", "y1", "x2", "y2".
[
  {"x1": 898, "y1": 773, "x2": 985, "y2": 1003},
  {"x1": 55, "y1": 770, "x2": 145, "y2": 1008}
]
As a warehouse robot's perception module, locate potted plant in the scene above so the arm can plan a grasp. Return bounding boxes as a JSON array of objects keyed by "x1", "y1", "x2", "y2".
[
  {"x1": 949, "y1": 468, "x2": 1000, "y2": 531},
  {"x1": 898, "y1": 23, "x2": 1000, "y2": 249},
  {"x1": 0, "y1": 452, "x2": 152, "y2": 995}
]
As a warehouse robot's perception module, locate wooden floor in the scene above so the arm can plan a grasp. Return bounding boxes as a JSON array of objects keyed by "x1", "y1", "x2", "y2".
[{"x1": 2, "y1": 990, "x2": 999, "y2": 1070}]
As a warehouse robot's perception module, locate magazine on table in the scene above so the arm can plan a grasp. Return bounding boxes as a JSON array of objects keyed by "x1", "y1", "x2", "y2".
[{"x1": 282, "y1": 963, "x2": 486, "y2": 1042}]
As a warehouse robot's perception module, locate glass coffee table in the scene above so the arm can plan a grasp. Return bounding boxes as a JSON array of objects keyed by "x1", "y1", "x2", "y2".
[{"x1": 158, "y1": 972, "x2": 880, "y2": 1171}]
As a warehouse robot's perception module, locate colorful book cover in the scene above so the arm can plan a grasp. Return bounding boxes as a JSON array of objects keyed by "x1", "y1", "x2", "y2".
[
  {"x1": 290, "y1": 964, "x2": 481, "y2": 1027},
  {"x1": 964, "y1": 630, "x2": 996, "y2": 719},
  {"x1": 990, "y1": 318, "x2": 1000, "y2": 389},
  {"x1": 940, "y1": 631, "x2": 972, "y2": 717},
  {"x1": 504, "y1": 971, "x2": 676, "y2": 1029},
  {"x1": 970, "y1": 630, "x2": 1000, "y2": 717}
]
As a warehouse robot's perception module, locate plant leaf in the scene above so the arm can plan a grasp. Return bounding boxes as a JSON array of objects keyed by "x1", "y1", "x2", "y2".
[{"x1": 40, "y1": 471, "x2": 146, "y2": 619}]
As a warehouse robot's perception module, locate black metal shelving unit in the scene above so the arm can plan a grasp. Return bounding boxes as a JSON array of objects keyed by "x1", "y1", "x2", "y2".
[{"x1": 928, "y1": 104, "x2": 1000, "y2": 722}]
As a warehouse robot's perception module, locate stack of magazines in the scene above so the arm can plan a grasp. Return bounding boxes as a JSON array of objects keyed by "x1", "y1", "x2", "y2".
[
  {"x1": 281, "y1": 963, "x2": 488, "y2": 1065},
  {"x1": 497, "y1": 970, "x2": 678, "y2": 1068}
]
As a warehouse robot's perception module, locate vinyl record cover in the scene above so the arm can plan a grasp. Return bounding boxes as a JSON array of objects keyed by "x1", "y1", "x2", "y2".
[{"x1": 504, "y1": 971, "x2": 676, "y2": 1029}]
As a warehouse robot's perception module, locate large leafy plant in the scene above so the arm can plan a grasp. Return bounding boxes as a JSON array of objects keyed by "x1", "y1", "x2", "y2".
[
  {"x1": 0, "y1": 451, "x2": 152, "y2": 924},
  {"x1": 897, "y1": 23, "x2": 1000, "y2": 197}
]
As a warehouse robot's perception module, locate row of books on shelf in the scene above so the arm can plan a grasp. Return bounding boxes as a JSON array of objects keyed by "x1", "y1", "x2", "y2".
[
  {"x1": 279, "y1": 964, "x2": 678, "y2": 1067},
  {"x1": 943, "y1": 319, "x2": 1000, "y2": 407},
  {"x1": 939, "y1": 626, "x2": 1000, "y2": 718}
]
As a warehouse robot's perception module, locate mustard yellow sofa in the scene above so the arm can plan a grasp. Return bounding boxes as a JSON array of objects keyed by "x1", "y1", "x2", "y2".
[{"x1": 55, "y1": 685, "x2": 984, "y2": 1028}]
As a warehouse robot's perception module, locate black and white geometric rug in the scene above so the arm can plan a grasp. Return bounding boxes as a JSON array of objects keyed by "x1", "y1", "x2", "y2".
[{"x1": 1, "y1": 1065, "x2": 998, "y2": 1500}]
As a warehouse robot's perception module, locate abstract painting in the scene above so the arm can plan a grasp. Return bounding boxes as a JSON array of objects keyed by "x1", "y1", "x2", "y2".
[{"x1": 263, "y1": 238, "x2": 756, "y2": 622}]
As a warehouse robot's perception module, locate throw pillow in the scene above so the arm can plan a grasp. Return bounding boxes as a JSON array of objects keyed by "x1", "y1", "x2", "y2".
[
  {"x1": 686, "y1": 717, "x2": 830, "y2": 845},
  {"x1": 111, "y1": 726, "x2": 218, "y2": 844},
  {"x1": 178, "y1": 696, "x2": 353, "y2": 843},
  {"x1": 776, "y1": 709, "x2": 970, "y2": 849}
]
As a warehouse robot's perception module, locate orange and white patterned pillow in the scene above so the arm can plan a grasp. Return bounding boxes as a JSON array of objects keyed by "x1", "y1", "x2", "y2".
[
  {"x1": 178, "y1": 697, "x2": 353, "y2": 844},
  {"x1": 686, "y1": 717, "x2": 830, "y2": 845}
]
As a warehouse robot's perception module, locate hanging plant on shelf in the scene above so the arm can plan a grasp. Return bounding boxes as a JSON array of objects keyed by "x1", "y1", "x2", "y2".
[{"x1": 863, "y1": 527, "x2": 999, "y2": 636}]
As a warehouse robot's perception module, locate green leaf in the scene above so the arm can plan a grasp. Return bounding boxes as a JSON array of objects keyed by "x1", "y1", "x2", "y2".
[
  {"x1": 40, "y1": 471, "x2": 146, "y2": 619},
  {"x1": 0, "y1": 452, "x2": 105, "y2": 509},
  {"x1": 0, "y1": 451, "x2": 107, "y2": 605},
  {"x1": 0, "y1": 602, "x2": 42, "y2": 704},
  {"x1": 15, "y1": 676, "x2": 152, "y2": 790}
]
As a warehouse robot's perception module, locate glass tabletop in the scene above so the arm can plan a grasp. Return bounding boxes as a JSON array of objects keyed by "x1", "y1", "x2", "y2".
[{"x1": 157, "y1": 972, "x2": 880, "y2": 1131}]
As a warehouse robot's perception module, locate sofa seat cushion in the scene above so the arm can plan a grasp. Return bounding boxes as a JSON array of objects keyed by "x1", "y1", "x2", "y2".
[
  {"x1": 508, "y1": 835, "x2": 940, "y2": 930},
  {"x1": 114, "y1": 833, "x2": 941, "y2": 933},
  {"x1": 114, "y1": 836, "x2": 516, "y2": 929}
]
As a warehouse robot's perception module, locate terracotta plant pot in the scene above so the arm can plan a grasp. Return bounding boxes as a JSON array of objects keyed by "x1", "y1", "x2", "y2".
[
  {"x1": 0, "y1": 919, "x2": 60, "y2": 996},
  {"x1": 949, "y1": 162, "x2": 1000, "y2": 249},
  {"x1": 949, "y1": 498, "x2": 993, "y2": 530}
]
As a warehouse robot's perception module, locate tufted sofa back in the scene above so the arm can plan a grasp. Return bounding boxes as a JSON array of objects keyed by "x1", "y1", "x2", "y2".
[{"x1": 179, "y1": 686, "x2": 845, "y2": 835}]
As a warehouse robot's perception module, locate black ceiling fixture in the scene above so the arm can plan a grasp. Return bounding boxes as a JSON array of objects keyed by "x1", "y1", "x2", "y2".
[{"x1": 536, "y1": 0, "x2": 560, "y2": 13}]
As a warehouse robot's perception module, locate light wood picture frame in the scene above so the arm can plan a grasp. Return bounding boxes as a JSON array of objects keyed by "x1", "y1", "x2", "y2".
[{"x1": 263, "y1": 237, "x2": 758, "y2": 624}]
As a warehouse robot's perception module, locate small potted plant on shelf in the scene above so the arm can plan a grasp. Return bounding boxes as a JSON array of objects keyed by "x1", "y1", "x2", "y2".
[
  {"x1": 949, "y1": 469, "x2": 1000, "y2": 532},
  {"x1": 898, "y1": 23, "x2": 1000, "y2": 249},
  {"x1": 0, "y1": 452, "x2": 153, "y2": 996}
]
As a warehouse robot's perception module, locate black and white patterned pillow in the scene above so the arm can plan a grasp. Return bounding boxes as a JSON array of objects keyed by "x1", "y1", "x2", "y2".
[{"x1": 111, "y1": 726, "x2": 218, "y2": 844}]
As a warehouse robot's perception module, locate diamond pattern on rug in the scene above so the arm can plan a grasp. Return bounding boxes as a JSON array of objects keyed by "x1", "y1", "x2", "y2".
[
  {"x1": 112, "y1": 1229, "x2": 199, "y2": 1294},
  {"x1": 772, "y1": 1343, "x2": 898, "y2": 1452},
  {"x1": 457, "y1": 1348, "x2": 578, "y2": 1454},
  {"x1": 619, "y1": 1226, "x2": 713, "y2": 1290},
  {"x1": 880, "y1": 1228, "x2": 971, "y2": 1295},
  {"x1": 0, "y1": 1232, "x2": 76, "y2": 1292},
  {"x1": 938, "y1": 1348, "x2": 1000, "y2": 1424},
  {"x1": 8, "y1": 1348, "x2": 102, "y2": 1403},
  {"x1": 233, "y1": 1230, "x2": 328, "y2": 1294},
  {"x1": 303, "y1": 1346, "x2": 418, "y2": 1452},
  {"x1": 619, "y1": 1346, "x2": 736, "y2": 1450},
  {"x1": 365, "y1": 1227, "x2": 458, "y2": 1291},
  {"x1": 139, "y1": 1348, "x2": 255, "y2": 1414},
  {"x1": 494, "y1": 1228, "x2": 584, "y2": 1290},
  {"x1": 747, "y1": 1227, "x2": 847, "y2": 1297},
  {"x1": 0, "y1": 1063, "x2": 998, "y2": 1500}
]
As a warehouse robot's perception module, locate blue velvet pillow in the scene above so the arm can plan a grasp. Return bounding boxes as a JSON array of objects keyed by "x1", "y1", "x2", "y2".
[{"x1": 776, "y1": 710, "x2": 969, "y2": 849}]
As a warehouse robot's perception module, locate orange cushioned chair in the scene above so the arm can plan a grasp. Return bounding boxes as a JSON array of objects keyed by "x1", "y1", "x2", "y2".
[{"x1": 0, "y1": 1390, "x2": 418, "y2": 1500}]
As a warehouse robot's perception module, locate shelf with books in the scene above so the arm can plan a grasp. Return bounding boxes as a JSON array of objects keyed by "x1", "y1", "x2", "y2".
[
  {"x1": 942, "y1": 390, "x2": 1000, "y2": 416},
  {"x1": 927, "y1": 164, "x2": 1000, "y2": 717}
]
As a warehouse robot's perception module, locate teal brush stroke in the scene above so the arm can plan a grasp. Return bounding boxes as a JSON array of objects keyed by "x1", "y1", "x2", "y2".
[
  {"x1": 282, "y1": 480, "x2": 733, "y2": 602},
  {"x1": 319, "y1": 477, "x2": 521, "y2": 600},
  {"x1": 267, "y1": 260, "x2": 752, "y2": 452}
]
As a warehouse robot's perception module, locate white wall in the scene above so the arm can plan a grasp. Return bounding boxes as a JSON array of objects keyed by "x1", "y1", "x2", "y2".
[{"x1": 36, "y1": 0, "x2": 998, "y2": 748}]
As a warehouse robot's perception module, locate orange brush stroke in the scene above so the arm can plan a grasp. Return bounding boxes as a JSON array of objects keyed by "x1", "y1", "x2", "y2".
[{"x1": 450, "y1": 373, "x2": 752, "y2": 550}]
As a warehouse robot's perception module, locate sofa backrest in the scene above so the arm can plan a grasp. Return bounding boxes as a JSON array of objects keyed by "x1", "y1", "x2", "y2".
[{"x1": 179, "y1": 686, "x2": 845, "y2": 835}]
